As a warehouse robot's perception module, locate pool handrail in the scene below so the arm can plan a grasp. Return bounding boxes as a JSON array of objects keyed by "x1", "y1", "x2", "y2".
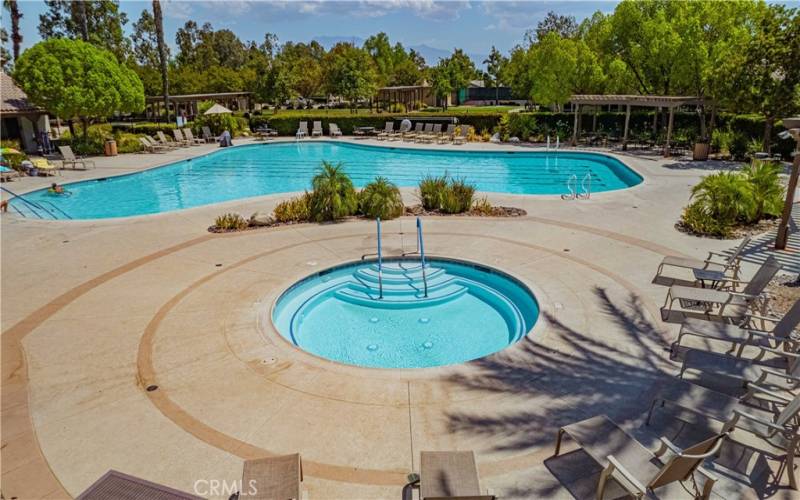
[
  {"x1": 377, "y1": 217, "x2": 383, "y2": 299},
  {"x1": 417, "y1": 217, "x2": 428, "y2": 298},
  {"x1": 578, "y1": 171, "x2": 592, "y2": 200},
  {"x1": 0, "y1": 186, "x2": 60, "y2": 219}
]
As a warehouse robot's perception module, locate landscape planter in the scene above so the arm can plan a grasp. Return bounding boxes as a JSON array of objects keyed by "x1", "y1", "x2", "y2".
[{"x1": 693, "y1": 142, "x2": 709, "y2": 161}]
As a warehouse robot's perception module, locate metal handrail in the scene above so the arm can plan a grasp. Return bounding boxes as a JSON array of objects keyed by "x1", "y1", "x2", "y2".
[
  {"x1": 417, "y1": 217, "x2": 428, "y2": 298},
  {"x1": 0, "y1": 186, "x2": 58, "y2": 219},
  {"x1": 561, "y1": 174, "x2": 577, "y2": 200},
  {"x1": 578, "y1": 172, "x2": 592, "y2": 200},
  {"x1": 377, "y1": 217, "x2": 383, "y2": 299}
]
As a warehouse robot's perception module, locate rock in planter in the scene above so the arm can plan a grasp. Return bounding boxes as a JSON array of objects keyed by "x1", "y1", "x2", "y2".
[
  {"x1": 490, "y1": 133, "x2": 501, "y2": 143},
  {"x1": 249, "y1": 212, "x2": 273, "y2": 227}
]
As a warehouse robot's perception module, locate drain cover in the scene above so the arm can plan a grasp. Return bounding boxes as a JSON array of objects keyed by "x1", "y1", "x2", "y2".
[{"x1": 146, "y1": 385, "x2": 159, "y2": 392}]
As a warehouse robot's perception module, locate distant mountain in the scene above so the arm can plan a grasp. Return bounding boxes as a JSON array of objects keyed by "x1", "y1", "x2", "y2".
[{"x1": 312, "y1": 36, "x2": 487, "y2": 69}]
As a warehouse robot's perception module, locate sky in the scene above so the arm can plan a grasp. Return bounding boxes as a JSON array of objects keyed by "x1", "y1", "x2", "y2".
[
  {"x1": 2, "y1": 0, "x2": 622, "y2": 60},
  {"x1": 3, "y1": 0, "x2": 799, "y2": 64}
]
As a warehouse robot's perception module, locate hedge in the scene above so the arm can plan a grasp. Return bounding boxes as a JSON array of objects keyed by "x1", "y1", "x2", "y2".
[
  {"x1": 111, "y1": 122, "x2": 177, "y2": 135},
  {"x1": 250, "y1": 113, "x2": 503, "y2": 136}
]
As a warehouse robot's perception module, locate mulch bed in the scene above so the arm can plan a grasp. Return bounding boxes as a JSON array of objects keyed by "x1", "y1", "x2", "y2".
[
  {"x1": 675, "y1": 217, "x2": 779, "y2": 240},
  {"x1": 208, "y1": 205, "x2": 527, "y2": 233},
  {"x1": 766, "y1": 275, "x2": 800, "y2": 316}
]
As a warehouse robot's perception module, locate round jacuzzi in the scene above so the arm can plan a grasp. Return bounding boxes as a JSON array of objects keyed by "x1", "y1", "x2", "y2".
[{"x1": 271, "y1": 258, "x2": 539, "y2": 369}]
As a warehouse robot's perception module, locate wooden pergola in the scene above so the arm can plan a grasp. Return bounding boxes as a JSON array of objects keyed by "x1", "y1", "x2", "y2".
[
  {"x1": 145, "y1": 91, "x2": 252, "y2": 121},
  {"x1": 569, "y1": 94, "x2": 705, "y2": 156}
]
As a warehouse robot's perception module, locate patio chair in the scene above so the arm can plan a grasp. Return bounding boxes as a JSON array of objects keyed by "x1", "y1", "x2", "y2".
[
  {"x1": 673, "y1": 298, "x2": 800, "y2": 354},
  {"x1": 404, "y1": 122, "x2": 423, "y2": 142},
  {"x1": 144, "y1": 135, "x2": 175, "y2": 150},
  {"x1": 453, "y1": 126, "x2": 470, "y2": 145},
  {"x1": 660, "y1": 256, "x2": 781, "y2": 324},
  {"x1": 406, "y1": 451, "x2": 494, "y2": 500},
  {"x1": 296, "y1": 121, "x2": 308, "y2": 139},
  {"x1": 311, "y1": 121, "x2": 323, "y2": 137},
  {"x1": 237, "y1": 453, "x2": 303, "y2": 500},
  {"x1": 157, "y1": 131, "x2": 180, "y2": 148},
  {"x1": 439, "y1": 124, "x2": 456, "y2": 144},
  {"x1": 648, "y1": 382, "x2": 800, "y2": 490},
  {"x1": 653, "y1": 237, "x2": 750, "y2": 287},
  {"x1": 31, "y1": 158, "x2": 60, "y2": 176},
  {"x1": 172, "y1": 128, "x2": 192, "y2": 146},
  {"x1": 427, "y1": 124, "x2": 442, "y2": 144},
  {"x1": 58, "y1": 145, "x2": 96, "y2": 169},
  {"x1": 0, "y1": 165, "x2": 19, "y2": 181},
  {"x1": 329, "y1": 123, "x2": 342, "y2": 137},
  {"x1": 377, "y1": 121, "x2": 394, "y2": 140},
  {"x1": 416, "y1": 123, "x2": 434, "y2": 143},
  {"x1": 182, "y1": 128, "x2": 205, "y2": 145},
  {"x1": 201, "y1": 126, "x2": 218, "y2": 143},
  {"x1": 138, "y1": 137, "x2": 167, "y2": 153},
  {"x1": 553, "y1": 414, "x2": 725, "y2": 499},
  {"x1": 77, "y1": 470, "x2": 201, "y2": 499}
]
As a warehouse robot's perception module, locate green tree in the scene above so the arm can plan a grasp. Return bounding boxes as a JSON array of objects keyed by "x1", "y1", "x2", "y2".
[
  {"x1": 533, "y1": 11, "x2": 578, "y2": 41},
  {"x1": 0, "y1": 27, "x2": 9, "y2": 71},
  {"x1": 323, "y1": 43, "x2": 378, "y2": 111},
  {"x1": 14, "y1": 38, "x2": 144, "y2": 139},
  {"x1": 429, "y1": 60, "x2": 454, "y2": 109},
  {"x1": 152, "y1": 0, "x2": 169, "y2": 123},
  {"x1": 38, "y1": 0, "x2": 131, "y2": 61},
  {"x1": 483, "y1": 46, "x2": 508, "y2": 104}
]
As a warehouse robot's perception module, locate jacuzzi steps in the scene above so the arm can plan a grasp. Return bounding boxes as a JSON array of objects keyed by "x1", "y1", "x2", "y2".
[{"x1": 335, "y1": 283, "x2": 468, "y2": 307}]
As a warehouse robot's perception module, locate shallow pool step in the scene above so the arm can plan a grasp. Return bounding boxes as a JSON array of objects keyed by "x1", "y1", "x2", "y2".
[
  {"x1": 355, "y1": 266, "x2": 445, "y2": 285},
  {"x1": 334, "y1": 283, "x2": 468, "y2": 308},
  {"x1": 347, "y1": 274, "x2": 457, "y2": 296}
]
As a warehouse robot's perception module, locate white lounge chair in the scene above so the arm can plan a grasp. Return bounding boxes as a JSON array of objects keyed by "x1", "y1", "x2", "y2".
[
  {"x1": 296, "y1": 121, "x2": 308, "y2": 139},
  {"x1": 377, "y1": 121, "x2": 394, "y2": 140},
  {"x1": 311, "y1": 121, "x2": 323, "y2": 137},
  {"x1": 329, "y1": 123, "x2": 342, "y2": 137},
  {"x1": 201, "y1": 126, "x2": 219, "y2": 143},
  {"x1": 156, "y1": 131, "x2": 180, "y2": 148},
  {"x1": 182, "y1": 128, "x2": 205, "y2": 145},
  {"x1": 653, "y1": 237, "x2": 751, "y2": 287},
  {"x1": 172, "y1": 129, "x2": 191, "y2": 146}
]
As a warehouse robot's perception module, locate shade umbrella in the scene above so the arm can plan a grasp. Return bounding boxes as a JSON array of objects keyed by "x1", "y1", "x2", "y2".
[
  {"x1": 1, "y1": 147, "x2": 21, "y2": 155},
  {"x1": 204, "y1": 103, "x2": 232, "y2": 115}
]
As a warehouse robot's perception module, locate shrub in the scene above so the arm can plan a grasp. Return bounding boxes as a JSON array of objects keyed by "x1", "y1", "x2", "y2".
[
  {"x1": 472, "y1": 196, "x2": 494, "y2": 215},
  {"x1": 114, "y1": 132, "x2": 144, "y2": 153},
  {"x1": 441, "y1": 177, "x2": 475, "y2": 214},
  {"x1": 742, "y1": 160, "x2": 784, "y2": 221},
  {"x1": 729, "y1": 131, "x2": 750, "y2": 160},
  {"x1": 194, "y1": 113, "x2": 244, "y2": 137},
  {"x1": 496, "y1": 115, "x2": 510, "y2": 141},
  {"x1": 273, "y1": 192, "x2": 311, "y2": 223},
  {"x1": 122, "y1": 122, "x2": 177, "y2": 136},
  {"x1": 418, "y1": 174, "x2": 449, "y2": 210},
  {"x1": 214, "y1": 213, "x2": 248, "y2": 230},
  {"x1": 2, "y1": 152, "x2": 27, "y2": 170},
  {"x1": 507, "y1": 113, "x2": 537, "y2": 140},
  {"x1": 309, "y1": 161, "x2": 358, "y2": 222},
  {"x1": 682, "y1": 201, "x2": 732, "y2": 237},
  {"x1": 711, "y1": 128, "x2": 732, "y2": 155},
  {"x1": 386, "y1": 102, "x2": 406, "y2": 113},
  {"x1": 359, "y1": 177, "x2": 404, "y2": 220}
]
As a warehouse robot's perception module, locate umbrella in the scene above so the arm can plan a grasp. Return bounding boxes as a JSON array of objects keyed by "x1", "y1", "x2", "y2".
[
  {"x1": 204, "y1": 103, "x2": 232, "y2": 115},
  {"x1": 1, "y1": 147, "x2": 21, "y2": 155}
]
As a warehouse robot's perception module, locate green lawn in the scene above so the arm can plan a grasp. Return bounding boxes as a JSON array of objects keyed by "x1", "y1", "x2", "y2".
[{"x1": 259, "y1": 105, "x2": 519, "y2": 119}]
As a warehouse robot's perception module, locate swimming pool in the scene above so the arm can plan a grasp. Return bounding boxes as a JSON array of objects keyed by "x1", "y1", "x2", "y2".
[
  {"x1": 13, "y1": 142, "x2": 642, "y2": 220},
  {"x1": 271, "y1": 258, "x2": 539, "y2": 369}
]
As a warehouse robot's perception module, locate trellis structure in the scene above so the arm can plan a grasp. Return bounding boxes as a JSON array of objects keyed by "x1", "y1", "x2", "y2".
[{"x1": 569, "y1": 94, "x2": 706, "y2": 156}]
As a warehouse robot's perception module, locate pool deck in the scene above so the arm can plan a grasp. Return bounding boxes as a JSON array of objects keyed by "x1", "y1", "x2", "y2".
[{"x1": 2, "y1": 137, "x2": 797, "y2": 499}]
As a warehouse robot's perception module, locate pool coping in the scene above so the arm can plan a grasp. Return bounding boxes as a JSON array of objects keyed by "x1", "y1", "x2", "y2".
[{"x1": 8, "y1": 138, "x2": 647, "y2": 223}]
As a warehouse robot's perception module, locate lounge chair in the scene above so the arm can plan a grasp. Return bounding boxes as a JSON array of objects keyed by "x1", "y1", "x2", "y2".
[
  {"x1": 31, "y1": 158, "x2": 60, "y2": 176},
  {"x1": 377, "y1": 121, "x2": 394, "y2": 140},
  {"x1": 416, "y1": 123, "x2": 434, "y2": 143},
  {"x1": 296, "y1": 122, "x2": 308, "y2": 139},
  {"x1": 0, "y1": 165, "x2": 19, "y2": 181},
  {"x1": 311, "y1": 121, "x2": 323, "y2": 137},
  {"x1": 172, "y1": 129, "x2": 192, "y2": 146},
  {"x1": 674, "y1": 298, "x2": 800, "y2": 354},
  {"x1": 679, "y1": 339, "x2": 799, "y2": 388},
  {"x1": 439, "y1": 124, "x2": 456, "y2": 144},
  {"x1": 237, "y1": 453, "x2": 303, "y2": 500},
  {"x1": 157, "y1": 131, "x2": 180, "y2": 148},
  {"x1": 182, "y1": 128, "x2": 205, "y2": 145},
  {"x1": 653, "y1": 237, "x2": 751, "y2": 287},
  {"x1": 404, "y1": 122, "x2": 423, "y2": 142},
  {"x1": 408, "y1": 451, "x2": 494, "y2": 500},
  {"x1": 77, "y1": 469, "x2": 201, "y2": 499},
  {"x1": 553, "y1": 414, "x2": 726, "y2": 499},
  {"x1": 202, "y1": 126, "x2": 219, "y2": 143},
  {"x1": 427, "y1": 124, "x2": 442, "y2": 144},
  {"x1": 648, "y1": 382, "x2": 800, "y2": 490},
  {"x1": 329, "y1": 123, "x2": 342, "y2": 137},
  {"x1": 138, "y1": 137, "x2": 167, "y2": 153},
  {"x1": 144, "y1": 135, "x2": 175, "y2": 151},
  {"x1": 453, "y1": 126, "x2": 470, "y2": 145},
  {"x1": 660, "y1": 256, "x2": 781, "y2": 324},
  {"x1": 58, "y1": 145, "x2": 95, "y2": 169}
]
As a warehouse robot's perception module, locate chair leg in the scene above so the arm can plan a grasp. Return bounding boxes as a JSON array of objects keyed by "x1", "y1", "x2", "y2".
[{"x1": 554, "y1": 428, "x2": 566, "y2": 456}]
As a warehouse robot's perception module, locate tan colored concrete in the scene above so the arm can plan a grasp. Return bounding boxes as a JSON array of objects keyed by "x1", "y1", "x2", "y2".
[{"x1": 2, "y1": 139, "x2": 794, "y2": 499}]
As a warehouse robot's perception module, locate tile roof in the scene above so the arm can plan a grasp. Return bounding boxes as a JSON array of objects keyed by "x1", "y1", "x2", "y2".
[{"x1": 1, "y1": 72, "x2": 44, "y2": 114}]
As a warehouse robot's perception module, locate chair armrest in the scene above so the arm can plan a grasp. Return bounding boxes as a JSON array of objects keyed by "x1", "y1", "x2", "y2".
[
  {"x1": 756, "y1": 344, "x2": 800, "y2": 358},
  {"x1": 754, "y1": 366, "x2": 800, "y2": 383},
  {"x1": 605, "y1": 455, "x2": 648, "y2": 496},
  {"x1": 745, "y1": 383, "x2": 793, "y2": 403},
  {"x1": 732, "y1": 409, "x2": 785, "y2": 433},
  {"x1": 655, "y1": 436, "x2": 682, "y2": 457}
]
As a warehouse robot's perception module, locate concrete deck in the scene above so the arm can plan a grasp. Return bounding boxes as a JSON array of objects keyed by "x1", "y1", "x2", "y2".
[{"x1": 2, "y1": 138, "x2": 797, "y2": 499}]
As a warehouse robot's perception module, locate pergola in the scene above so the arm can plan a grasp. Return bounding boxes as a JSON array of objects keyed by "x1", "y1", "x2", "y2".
[
  {"x1": 145, "y1": 91, "x2": 253, "y2": 121},
  {"x1": 569, "y1": 94, "x2": 705, "y2": 156},
  {"x1": 376, "y1": 85, "x2": 436, "y2": 111}
]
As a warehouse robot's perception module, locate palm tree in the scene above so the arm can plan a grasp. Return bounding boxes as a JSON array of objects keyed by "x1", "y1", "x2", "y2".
[
  {"x1": 310, "y1": 161, "x2": 357, "y2": 221},
  {"x1": 359, "y1": 177, "x2": 404, "y2": 219},
  {"x1": 743, "y1": 160, "x2": 785, "y2": 221},
  {"x1": 3, "y1": 0, "x2": 22, "y2": 62},
  {"x1": 152, "y1": 0, "x2": 170, "y2": 123},
  {"x1": 690, "y1": 172, "x2": 754, "y2": 226}
]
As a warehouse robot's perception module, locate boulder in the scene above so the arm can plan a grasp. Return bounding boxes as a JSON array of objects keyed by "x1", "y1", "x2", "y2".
[
  {"x1": 249, "y1": 212, "x2": 273, "y2": 226},
  {"x1": 490, "y1": 133, "x2": 501, "y2": 143}
]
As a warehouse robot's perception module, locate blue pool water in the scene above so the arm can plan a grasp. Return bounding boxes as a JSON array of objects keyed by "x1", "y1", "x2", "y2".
[
  {"x1": 272, "y1": 258, "x2": 539, "y2": 369},
  {"x1": 13, "y1": 142, "x2": 641, "y2": 220}
]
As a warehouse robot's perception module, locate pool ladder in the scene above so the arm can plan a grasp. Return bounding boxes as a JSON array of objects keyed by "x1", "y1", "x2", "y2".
[
  {"x1": 0, "y1": 186, "x2": 71, "y2": 219},
  {"x1": 401, "y1": 217, "x2": 428, "y2": 298},
  {"x1": 561, "y1": 171, "x2": 592, "y2": 201},
  {"x1": 361, "y1": 217, "x2": 384, "y2": 299},
  {"x1": 362, "y1": 217, "x2": 429, "y2": 300}
]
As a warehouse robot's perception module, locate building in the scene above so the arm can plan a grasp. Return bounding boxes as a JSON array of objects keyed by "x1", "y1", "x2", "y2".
[
  {"x1": 0, "y1": 72, "x2": 51, "y2": 153},
  {"x1": 376, "y1": 85, "x2": 441, "y2": 111},
  {"x1": 144, "y1": 92, "x2": 253, "y2": 122}
]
